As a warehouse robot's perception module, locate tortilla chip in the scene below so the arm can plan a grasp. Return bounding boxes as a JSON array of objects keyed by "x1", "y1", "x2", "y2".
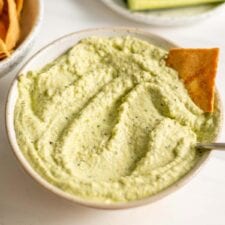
[
  {"x1": 16, "y1": 0, "x2": 23, "y2": 17},
  {"x1": 5, "y1": 0, "x2": 20, "y2": 50},
  {"x1": 166, "y1": 48, "x2": 219, "y2": 112}
]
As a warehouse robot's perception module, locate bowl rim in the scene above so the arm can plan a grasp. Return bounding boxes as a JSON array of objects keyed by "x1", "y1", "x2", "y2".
[
  {"x1": 5, "y1": 27, "x2": 223, "y2": 210},
  {"x1": 101, "y1": 0, "x2": 225, "y2": 26},
  {"x1": 0, "y1": 0, "x2": 44, "y2": 68}
]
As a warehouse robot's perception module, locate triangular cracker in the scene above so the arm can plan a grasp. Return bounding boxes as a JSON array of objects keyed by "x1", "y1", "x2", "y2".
[{"x1": 166, "y1": 48, "x2": 219, "y2": 112}]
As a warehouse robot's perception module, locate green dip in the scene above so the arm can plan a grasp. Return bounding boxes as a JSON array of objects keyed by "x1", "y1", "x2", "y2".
[{"x1": 14, "y1": 36, "x2": 220, "y2": 203}]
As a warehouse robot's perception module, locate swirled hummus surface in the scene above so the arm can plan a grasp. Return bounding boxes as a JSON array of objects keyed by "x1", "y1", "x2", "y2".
[{"x1": 15, "y1": 36, "x2": 220, "y2": 203}]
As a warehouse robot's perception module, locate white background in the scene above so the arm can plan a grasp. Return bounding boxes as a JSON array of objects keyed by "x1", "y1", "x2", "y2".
[{"x1": 1, "y1": 1, "x2": 225, "y2": 224}]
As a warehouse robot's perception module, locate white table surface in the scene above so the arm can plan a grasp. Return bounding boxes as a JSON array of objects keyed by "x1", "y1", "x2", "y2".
[{"x1": 1, "y1": 1, "x2": 225, "y2": 224}]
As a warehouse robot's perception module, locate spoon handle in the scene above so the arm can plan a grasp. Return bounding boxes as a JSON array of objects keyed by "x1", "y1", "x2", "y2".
[{"x1": 196, "y1": 143, "x2": 225, "y2": 150}]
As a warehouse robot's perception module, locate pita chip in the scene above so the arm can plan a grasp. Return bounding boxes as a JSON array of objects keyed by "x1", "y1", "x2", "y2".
[
  {"x1": 16, "y1": 0, "x2": 23, "y2": 18},
  {"x1": 0, "y1": 0, "x2": 3, "y2": 14},
  {"x1": 5, "y1": 0, "x2": 20, "y2": 51},
  {"x1": 0, "y1": 38, "x2": 10, "y2": 57},
  {"x1": 166, "y1": 48, "x2": 219, "y2": 112}
]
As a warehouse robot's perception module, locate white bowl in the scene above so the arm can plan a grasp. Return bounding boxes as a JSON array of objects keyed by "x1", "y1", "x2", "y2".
[
  {"x1": 6, "y1": 27, "x2": 222, "y2": 209},
  {"x1": 101, "y1": 0, "x2": 225, "y2": 26},
  {"x1": 0, "y1": 0, "x2": 43, "y2": 78}
]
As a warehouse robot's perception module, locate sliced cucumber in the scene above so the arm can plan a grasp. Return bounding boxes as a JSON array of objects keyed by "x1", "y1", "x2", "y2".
[{"x1": 127, "y1": 0, "x2": 225, "y2": 11}]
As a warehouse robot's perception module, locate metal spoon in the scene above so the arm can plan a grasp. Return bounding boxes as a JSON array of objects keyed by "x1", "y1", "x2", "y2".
[{"x1": 196, "y1": 143, "x2": 225, "y2": 150}]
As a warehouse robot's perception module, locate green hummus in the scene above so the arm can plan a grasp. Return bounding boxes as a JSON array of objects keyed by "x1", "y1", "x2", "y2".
[{"x1": 15, "y1": 36, "x2": 220, "y2": 203}]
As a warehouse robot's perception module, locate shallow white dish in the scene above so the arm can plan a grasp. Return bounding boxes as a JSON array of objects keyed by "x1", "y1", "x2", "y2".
[
  {"x1": 6, "y1": 27, "x2": 222, "y2": 209},
  {"x1": 0, "y1": 0, "x2": 43, "y2": 78},
  {"x1": 101, "y1": 0, "x2": 225, "y2": 26}
]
